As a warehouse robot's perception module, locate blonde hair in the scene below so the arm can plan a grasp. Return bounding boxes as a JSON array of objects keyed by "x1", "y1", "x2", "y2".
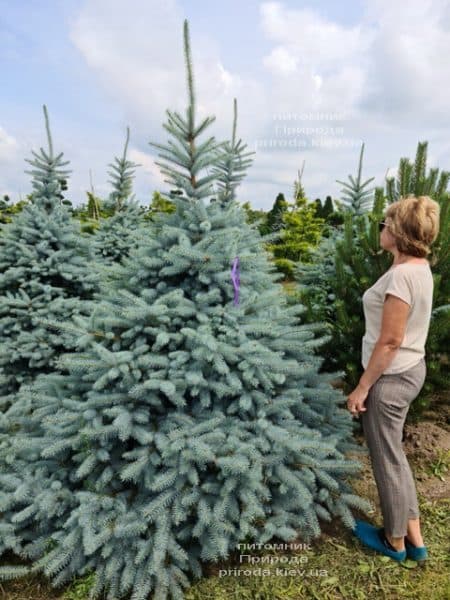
[{"x1": 385, "y1": 195, "x2": 440, "y2": 257}]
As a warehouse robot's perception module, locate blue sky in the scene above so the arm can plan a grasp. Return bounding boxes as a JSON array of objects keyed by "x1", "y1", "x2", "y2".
[{"x1": 1, "y1": 0, "x2": 450, "y2": 209}]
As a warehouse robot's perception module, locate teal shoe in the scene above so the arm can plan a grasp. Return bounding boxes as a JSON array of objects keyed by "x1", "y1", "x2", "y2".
[
  {"x1": 352, "y1": 519, "x2": 407, "y2": 562},
  {"x1": 404, "y1": 536, "x2": 428, "y2": 562}
]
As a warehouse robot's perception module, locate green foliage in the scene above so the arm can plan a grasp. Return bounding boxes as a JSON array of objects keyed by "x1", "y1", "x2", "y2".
[
  {"x1": 0, "y1": 195, "x2": 29, "y2": 225},
  {"x1": 72, "y1": 193, "x2": 116, "y2": 234},
  {"x1": 313, "y1": 196, "x2": 345, "y2": 228},
  {"x1": 71, "y1": 191, "x2": 102, "y2": 235},
  {"x1": 265, "y1": 192, "x2": 288, "y2": 233},
  {"x1": 296, "y1": 187, "x2": 389, "y2": 389},
  {"x1": 145, "y1": 190, "x2": 176, "y2": 221},
  {"x1": 385, "y1": 141, "x2": 450, "y2": 398},
  {"x1": 241, "y1": 200, "x2": 268, "y2": 235},
  {"x1": 87, "y1": 191, "x2": 100, "y2": 220},
  {"x1": 267, "y1": 170, "x2": 325, "y2": 279},
  {"x1": 314, "y1": 195, "x2": 334, "y2": 219},
  {"x1": 386, "y1": 141, "x2": 449, "y2": 202}
]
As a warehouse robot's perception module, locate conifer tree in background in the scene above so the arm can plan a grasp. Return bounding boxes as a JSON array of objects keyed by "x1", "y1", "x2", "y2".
[
  {"x1": 87, "y1": 192, "x2": 100, "y2": 221},
  {"x1": 72, "y1": 170, "x2": 115, "y2": 235},
  {"x1": 313, "y1": 195, "x2": 333, "y2": 220},
  {"x1": 312, "y1": 195, "x2": 345, "y2": 228},
  {"x1": 0, "y1": 105, "x2": 99, "y2": 414},
  {"x1": 323, "y1": 195, "x2": 334, "y2": 218},
  {"x1": 385, "y1": 141, "x2": 449, "y2": 203},
  {"x1": 267, "y1": 168, "x2": 325, "y2": 279},
  {"x1": 145, "y1": 190, "x2": 176, "y2": 221},
  {"x1": 385, "y1": 141, "x2": 450, "y2": 396},
  {"x1": 323, "y1": 188, "x2": 390, "y2": 388},
  {"x1": 294, "y1": 160, "x2": 306, "y2": 200},
  {"x1": 91, "y1": 127, "x2": 147, "y2": 265},
  {"x1": 241, "y1": 200, "x2": 268, "y2": 234},
  {"x1": 82, "y1": 170, "x2": 101, "y2": 234},
  {"x1": 81, "y1": 191, "x2": 102, "y2": 234},
  {"x1": 293, "y1": 186, "x2": 387, "y2": 387},
  {"x1": 0, "y1": 195, "x2": 29, "y2": 225},
  {"x1": 293, "y1": 228, "x2": 344, "y2": 322},
  {"x1": 336, "y1": 143, "x2": 375, "y2": 215},
  {"x1": 0, "y1": 20, "x2": 371, "y2": 600},
  {"x1": 265, "y1": 192, "x2": 288, "y2": 233}
]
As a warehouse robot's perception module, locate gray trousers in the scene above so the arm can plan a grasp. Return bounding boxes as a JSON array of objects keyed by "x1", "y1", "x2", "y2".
[{"x1": 360, "y1": 357, "x2": 426, "y2": 538}]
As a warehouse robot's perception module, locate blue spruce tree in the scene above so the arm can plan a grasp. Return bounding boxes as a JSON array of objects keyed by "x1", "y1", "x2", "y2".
[
  {"x1": 0, "y1": 105, "x2": 98, "y2": 414},
  {"x1": 92, "y1": 127, "x2": 147, "y2": 265},
  {"x1": 0, "y1": 20, "x2": 372, "y2": 600},
  {"x1": 336, "y1": 142, "x2": 375, "y2": 215}
]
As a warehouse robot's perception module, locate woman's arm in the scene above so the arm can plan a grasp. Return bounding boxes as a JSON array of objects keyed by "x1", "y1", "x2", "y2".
[{"x1": 358, "y1": 293, "x2": 410, "y2": 392}]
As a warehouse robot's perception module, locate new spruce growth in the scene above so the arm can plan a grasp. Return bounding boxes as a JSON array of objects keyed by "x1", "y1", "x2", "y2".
[
  {"x1": 336, "y1": 142, "x2": 375, "y2": 215},
  {"x1": 92, "y1": 127, "x2": 147, "y2": 265}
]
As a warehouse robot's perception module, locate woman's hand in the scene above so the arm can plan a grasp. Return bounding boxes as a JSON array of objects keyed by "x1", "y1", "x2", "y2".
[{"x1": 347, "y1": 383, "x2": 369, "y2": 416}]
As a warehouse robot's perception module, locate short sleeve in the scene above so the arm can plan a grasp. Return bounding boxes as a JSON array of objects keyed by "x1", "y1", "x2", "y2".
[{"x1": 384, "y1": 268, "x2": 413, "y2": 306}]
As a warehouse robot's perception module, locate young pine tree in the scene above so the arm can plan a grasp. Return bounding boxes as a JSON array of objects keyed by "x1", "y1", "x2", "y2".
[
  {"x1": 385, "y1": 141, "x2": 450, "y2": 397},
  {"x1": 0, "y1": 20, "x2": 371, "y2": 600},
  {"x1": 0, "y1": 105, "x2": 98, "y2": 414},
  {"x1": 294, "y1": 188, "x2": 389, "y2": 390}
]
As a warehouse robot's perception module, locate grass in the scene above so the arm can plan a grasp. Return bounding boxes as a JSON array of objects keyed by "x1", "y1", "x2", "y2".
[
  {"x1": 182, "y1": 497, "x2": 450, "y2": 600},
  {"x1": 1, "y1": 496, "x2": 449, "y2": 600},
  {"x1": 427, "y1": 449, "x2": 450, "y2": 482}
]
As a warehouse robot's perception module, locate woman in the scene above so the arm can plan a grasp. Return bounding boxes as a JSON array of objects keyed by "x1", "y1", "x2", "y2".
[{"x1": 347, "y1": 194, "x2": 440, "y2": 562}]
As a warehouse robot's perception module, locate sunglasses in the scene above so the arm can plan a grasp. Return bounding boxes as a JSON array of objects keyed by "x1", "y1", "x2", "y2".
[{"x1": 379, "y1": 221, "x2": 387, "y2": 232}]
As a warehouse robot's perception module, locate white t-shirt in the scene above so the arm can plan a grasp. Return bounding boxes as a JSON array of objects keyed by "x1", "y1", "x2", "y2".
[{"x1": 361, "y1": 263, "x2": 434, "y2": 374}]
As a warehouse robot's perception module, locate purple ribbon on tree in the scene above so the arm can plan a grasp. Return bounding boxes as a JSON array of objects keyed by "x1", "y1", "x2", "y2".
[{"x1": 230, "y1": 256, "x2": 240, "y2": 306}]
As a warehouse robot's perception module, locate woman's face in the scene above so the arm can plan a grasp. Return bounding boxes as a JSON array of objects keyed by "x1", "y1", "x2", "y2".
[{"x1": 380, "y1": 217, "x2": 398, "y2": 253}]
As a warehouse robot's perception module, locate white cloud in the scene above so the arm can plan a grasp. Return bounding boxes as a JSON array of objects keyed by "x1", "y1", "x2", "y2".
[
  {"x1": 263, "y1": 47, "x2": 298, "y2": 74},
  {"x1": 128, "y1": 148, "x2": 166, "y2": 187},
  {"x1": 0, "y1": 126, "x2": 27, "y2": 200},
  {"x1": 68, "y1": 0, "x2": 267, "y2": 142},
  {"x1": 260, "y1": 0, "x2": 450, "y2": 126},
  {"x1": 260, "y1": 2, "x2": 373, "y2": 114},
  {"x1": 360, "y1": 0, "x2": 450, "y2": 123},
  {"x1": 69, "y1": 0, "x2": 184, "y2": 128},
  {"x1": 66, "y1": 0, "x2": 271, "y2": 205},
  {"x1": 0, "y1": 126, "x2": 20, "y2": 161},
  {"x1": 3, "y1": 0, "x2": 450, "y2": 209}
]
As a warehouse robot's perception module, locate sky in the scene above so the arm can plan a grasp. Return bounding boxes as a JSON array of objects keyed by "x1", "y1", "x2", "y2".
[{"x1": 1, "y1": 0, "x2": 450, "y2": 210}]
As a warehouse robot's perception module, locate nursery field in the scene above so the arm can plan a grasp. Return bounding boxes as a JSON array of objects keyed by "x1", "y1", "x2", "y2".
[{"x1": 1, "y1": 17, "x2": 449, "y2": 600}]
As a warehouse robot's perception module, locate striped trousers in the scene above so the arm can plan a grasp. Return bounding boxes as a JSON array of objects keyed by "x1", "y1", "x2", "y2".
[{"x1": 360, "y1": 357, "x2": 426, "y2": 538}]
